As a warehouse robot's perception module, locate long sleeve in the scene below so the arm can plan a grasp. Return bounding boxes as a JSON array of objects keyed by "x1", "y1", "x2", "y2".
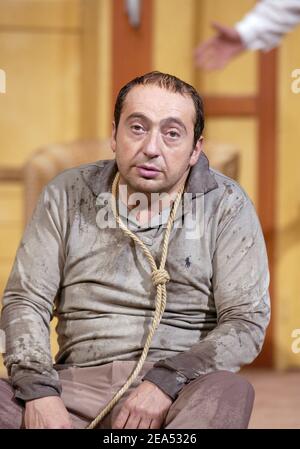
[
  {"x1": 0, "y1": 183, "x2": 66, "y2": 401},
  {"x1": 235, "y1": 0, "x2": 300, "y2": 51},
  {"x1": 143, "y1": 195, "x2": 270, "y2": 400}
]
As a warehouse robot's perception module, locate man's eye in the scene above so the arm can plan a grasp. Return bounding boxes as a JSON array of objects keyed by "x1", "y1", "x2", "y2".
[
  {"x1": 131, "y1": 124, "x2": 144, "y2": 133},
  {"x1": 167, "y1": 130, "x2": 180, "y2": 139}
]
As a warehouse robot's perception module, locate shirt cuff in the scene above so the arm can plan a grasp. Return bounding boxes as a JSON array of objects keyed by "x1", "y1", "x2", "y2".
[
  {"x1": 142, "y1": 366, "x2": 188, "y2": 400},
  {"x1": 12, "y1": 374, "x2": 62, "y2": 402},
  {"x1": 235, "y1": 19, "x2": 278, "y2": 52},
  {"x1": 235, "y1": 20, "x2": 260, "y2": 50}
]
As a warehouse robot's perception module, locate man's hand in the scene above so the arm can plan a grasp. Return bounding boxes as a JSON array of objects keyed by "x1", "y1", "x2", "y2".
[
  {"x1": 24, "y1": 396, "x2": 73, "y2": 429},
  {"x1": 194, "y1": 21, "x2": 246, "y2": 70},
  {"x1": 112, "y1": 380, "x2": 173, "y2": 429}
]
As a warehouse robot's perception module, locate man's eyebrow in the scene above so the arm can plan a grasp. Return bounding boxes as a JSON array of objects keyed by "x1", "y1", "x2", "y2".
[
  {"x1": 161, "y1": 117, "x2": 187, "y2": 132},
  {"x1": 126, "y1": 114, "x2": 187, "y2": 132},
  {"x1": 126, "y1": 113, "x2": 149, "y2": 122},
  {"x1": 126, "y1": 112, "x2": 186, "y2": 131}
]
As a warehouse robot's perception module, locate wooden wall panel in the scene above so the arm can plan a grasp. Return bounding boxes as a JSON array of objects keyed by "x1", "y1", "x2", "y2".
[
  {"x1": 275, "y1": 27, "x2": 300, "y2": 369},
  {"x1": 0, "y1": 184, "x2": 22, "y2": 223},
  {"x1": 0, "y1": 32, "x2": 81, "y2": 166},
  {"x1": 0, "y1": 183, "x2": 23, "y2": 298},
  {"x1": 0, "y1": 0, "x2": 82, "y2": 29},
  {"x1": 205, "y1": 118, "x2": 258, "y2": 205},
  {"x1": 80, "y1": 0, "x2": 112, "y2": 138},
  {"x1": 112, "y1": 0, "x2": 153, "y2": 104},
  {"x1": 195, "y1": 0, "x2": 257, "y2": 95},
  {"x1": 153, "y1": 0, "x2": 196, "y2": 84}
]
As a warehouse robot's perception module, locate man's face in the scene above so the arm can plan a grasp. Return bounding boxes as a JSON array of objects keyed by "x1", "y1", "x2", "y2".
[{"x1": 111, "y1": 85, "x2": 202, "y2": 196}]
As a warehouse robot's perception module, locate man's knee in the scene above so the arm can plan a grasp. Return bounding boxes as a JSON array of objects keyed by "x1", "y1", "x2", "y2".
[
  {"x1": 0, "y1": 378, "x2": 24, "y2": 429},
  {"x1": 209, "y1": 371, "x2": 255, "y2": 428},
  {"x1": 164, "y1": 370, "x2": 254, "y2": 429},
  {"x1": 182, "y1": 370, "x2": 255, "y2": 416},
  {"x1": 194, "y1": 371, "x2": 254, "y2": 428},
  {"x1": 213, "y1": 370, "x2": 255, "y2": 406}
]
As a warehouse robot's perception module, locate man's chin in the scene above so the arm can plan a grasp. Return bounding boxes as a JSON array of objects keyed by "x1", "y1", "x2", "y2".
[{"x1": 129, "y1": 177, "x2": 167, "y2": 194}]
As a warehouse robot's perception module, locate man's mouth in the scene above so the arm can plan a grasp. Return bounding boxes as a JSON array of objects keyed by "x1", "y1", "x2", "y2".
[{"x1": 136, "y1": 164, "x2": 161, "y2": 179}]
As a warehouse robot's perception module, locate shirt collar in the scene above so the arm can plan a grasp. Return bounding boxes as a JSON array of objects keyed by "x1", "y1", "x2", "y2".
[
  {"x1": 185, "y1": 151, "x2": 218, "y2": 194},
  {"x1": 92, "y1": 151, "x2": 218, "y2": 196},
  {"x1": 86, "y1": 152, "x2": 218, "y2": 230}
]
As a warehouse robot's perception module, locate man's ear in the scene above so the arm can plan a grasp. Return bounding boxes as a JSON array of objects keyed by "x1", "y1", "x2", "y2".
[
  {"x1": 189, "y1": 136, "x2": 203, "y2": 167},
  {"x1": 111, "y1": 121, "x2": 117, "y2": 153}
]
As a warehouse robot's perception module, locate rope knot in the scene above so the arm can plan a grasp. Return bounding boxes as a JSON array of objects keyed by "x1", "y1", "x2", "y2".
[{"x1": 151, "y1": 269, "x2": 170, "y2": 287}]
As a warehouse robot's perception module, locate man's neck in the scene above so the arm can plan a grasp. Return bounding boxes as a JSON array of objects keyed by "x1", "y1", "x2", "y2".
[{"x1": 118, "y1": 171, "x2": 189, "y2": 226}]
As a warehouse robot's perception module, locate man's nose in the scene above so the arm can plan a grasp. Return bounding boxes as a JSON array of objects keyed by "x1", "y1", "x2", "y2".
[{"x1": 142, "y1": 130, "x2": 161, "y2": 158}]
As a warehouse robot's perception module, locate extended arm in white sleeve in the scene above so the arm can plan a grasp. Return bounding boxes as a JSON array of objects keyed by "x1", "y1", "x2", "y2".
[{"x1": 235, "y1": 0, "x2": 300, "y2": 51}]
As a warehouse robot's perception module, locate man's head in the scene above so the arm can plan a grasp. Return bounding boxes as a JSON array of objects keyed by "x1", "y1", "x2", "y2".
[{"x1": 111, "y1": 71, "x2": 204, "y2": 197}]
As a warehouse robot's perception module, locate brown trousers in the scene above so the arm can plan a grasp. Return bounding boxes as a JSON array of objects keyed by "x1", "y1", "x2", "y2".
[{"x1": 0, "y1": 361, "x2": 254, "y2": 429}]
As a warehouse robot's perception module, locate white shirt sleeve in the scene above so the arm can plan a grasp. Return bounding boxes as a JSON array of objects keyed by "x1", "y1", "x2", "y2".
[{"x1": 235, "y1": 0, "x2": 300, "y2": 51}]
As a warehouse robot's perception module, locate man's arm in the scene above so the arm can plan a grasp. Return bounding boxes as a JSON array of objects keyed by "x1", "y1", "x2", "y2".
[
  {"x1": 0, "y1": 182, "x2": 66, "y2": 404},
  {"x1": 195, "y1": 0, "x2": 300, "y2": 69},
  {"x1": 235, "y1": 0, "x2": 300, "y2": 51},
  {"x1": 143, "y1": 193, "x2": 270, "y2": 400}
]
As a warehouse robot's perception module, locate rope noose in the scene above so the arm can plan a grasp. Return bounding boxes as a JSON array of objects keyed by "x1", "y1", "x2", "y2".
[{"x1": 86, "y1": 172, "x2": 185, "y2": 429}]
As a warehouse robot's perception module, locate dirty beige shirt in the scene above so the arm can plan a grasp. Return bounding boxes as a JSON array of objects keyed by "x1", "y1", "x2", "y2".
[{"x1": 0, "y1": 152, "x2": 270, "y2": 401}]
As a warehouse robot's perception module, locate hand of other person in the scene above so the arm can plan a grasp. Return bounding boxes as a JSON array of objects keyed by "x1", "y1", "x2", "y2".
[
  {"x1": 24, "y1": 396, "x2": 73, "y2": 429},
  {"x1": 194, "y1": 21, "x2": 246, "y2": 70},
  {"x1": 112, "y1": 380, "x2": 173, "y2": 429}
]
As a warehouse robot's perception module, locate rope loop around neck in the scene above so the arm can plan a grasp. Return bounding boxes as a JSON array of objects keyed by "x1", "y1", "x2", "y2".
[{"x1": 86, "y1": 172, "x2": 185, "y2": 429}]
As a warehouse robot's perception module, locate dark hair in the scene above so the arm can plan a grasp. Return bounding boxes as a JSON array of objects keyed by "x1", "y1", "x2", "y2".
[{"x1": 114, "y1": 71, "x2": 204, "y2": 147}]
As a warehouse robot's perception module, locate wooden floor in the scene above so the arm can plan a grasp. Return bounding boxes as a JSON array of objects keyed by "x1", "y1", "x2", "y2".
[{"x1": 241, "y1": 369, "x2": 300, "y2": 429}]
